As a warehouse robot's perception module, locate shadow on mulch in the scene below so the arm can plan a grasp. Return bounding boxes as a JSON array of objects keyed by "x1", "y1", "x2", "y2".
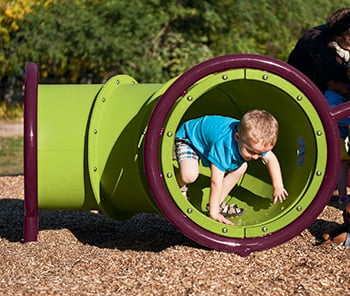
[
  {"x1": 0, "y1": 199, "x2": 203, "y2": 252},
  {"x1": 2, "y1": 199, "x2": 346, "y2": 252}
]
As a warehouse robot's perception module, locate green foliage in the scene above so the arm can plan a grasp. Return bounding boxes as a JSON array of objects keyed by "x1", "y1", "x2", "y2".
[
  {"x1": 2, "y1": 0, "x2": 350, "y2": 104},
  {"x1": 205, "y1": 0, "x2": 350, "y2": 61},
  {"x1": 0, "y1": 102, "x2": 23, "y2": 120},
  {"x1": 14, "y1": 0, "x2": 111, "y2": 83},
  {"x1": 13, "y1": 0, "x2": 214, "y2": 83}
]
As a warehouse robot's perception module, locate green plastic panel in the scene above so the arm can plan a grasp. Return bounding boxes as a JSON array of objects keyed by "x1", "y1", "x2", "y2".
[
  {"x1": 38, "y1": 84, "x2": 102, "y2": 209},
  {"x1": 87, "y1": 75, "x2": 164, "y2": 220}
]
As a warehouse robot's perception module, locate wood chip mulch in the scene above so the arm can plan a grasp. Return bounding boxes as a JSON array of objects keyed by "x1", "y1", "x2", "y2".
[{"x1": 0, "y1": 176, "x2": 349, "y2": 295}]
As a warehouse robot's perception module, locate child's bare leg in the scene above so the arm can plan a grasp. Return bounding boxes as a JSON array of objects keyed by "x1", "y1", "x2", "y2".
[
  {"x1": 176, "y1": 158, "x2": 199, "y2": 188},
  {"x1": 220, "y1": 162, "x2": 248, "y2": 203}
]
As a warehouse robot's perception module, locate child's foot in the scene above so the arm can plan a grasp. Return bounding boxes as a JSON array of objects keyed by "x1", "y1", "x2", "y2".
[
  {"x1": 206, "y1": 201, "x2": 244, "y2": 217},
  {"x1": 219, "y1": 201, "x2": 244, "y2": 217},
  {"x1": 180, "y1": 185, "x2": 189, "y2": 200}
]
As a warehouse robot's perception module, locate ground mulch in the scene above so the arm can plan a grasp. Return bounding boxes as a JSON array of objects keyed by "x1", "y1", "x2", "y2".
[{"x1": 0, "y1": 175, "x2": 349, "y2": 295}]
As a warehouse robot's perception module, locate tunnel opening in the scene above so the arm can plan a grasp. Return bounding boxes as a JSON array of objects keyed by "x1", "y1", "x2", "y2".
[{"x1": 160, "y1": 68, "x2": 327, "y2": 238}]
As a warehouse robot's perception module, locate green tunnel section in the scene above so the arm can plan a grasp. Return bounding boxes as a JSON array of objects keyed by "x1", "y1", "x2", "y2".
[
  {"x1": 38, "y1": 84, "x2": 101, "y2": 210},
  {"x1": 87, "y1": 75, "x2": 170, "y2": 219},
  {"x1": 38, "y1": 75, "x2": 170, "y2": 219},
  {"x1": 161, "y1": 68, "x2": 327, "y2": 238},
  {"x1": 37, "y1": 67, "x2": 327, "y2": 240}
]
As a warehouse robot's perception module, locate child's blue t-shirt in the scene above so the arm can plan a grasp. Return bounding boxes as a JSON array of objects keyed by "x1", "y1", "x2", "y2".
[
  {"x1": 324, "y1": 90, "x2": 350, "y2": 139},
  {"x1": 176, "y1": 115, "x2": 245, "y2": 172}
]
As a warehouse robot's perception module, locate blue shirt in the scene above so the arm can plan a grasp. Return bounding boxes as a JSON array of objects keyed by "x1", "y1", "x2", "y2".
[
  {"x1": 176, "y1": 115, "x2": 245, "y2": 172},
  {"x1": 324, "y1": 90, "x2": 350, "y2": 139}
]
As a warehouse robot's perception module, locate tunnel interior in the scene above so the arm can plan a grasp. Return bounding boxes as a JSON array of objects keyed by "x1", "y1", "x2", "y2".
[{"x1": 160, "y1": 68, "x2": 327, "y2": 238}]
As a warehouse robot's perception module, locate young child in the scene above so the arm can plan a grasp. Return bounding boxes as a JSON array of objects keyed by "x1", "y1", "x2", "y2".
[
  {"x1": 175, "y1": 109, "x2": 288, "y2": 225},
  {"x1": 324, "y1": 79, "x2": 350, "y2": 204}
]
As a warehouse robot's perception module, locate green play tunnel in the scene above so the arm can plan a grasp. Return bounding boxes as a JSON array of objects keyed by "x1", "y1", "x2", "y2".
[
  {"x1": 160, "y1": 69, "x2": 326, "y2": 238},
  {"x1": 37, "y1": 75, "x2": 166, "y2": 218},
  {"x1": 25, "y1": 54, "x2": 347, "y2": 255}
]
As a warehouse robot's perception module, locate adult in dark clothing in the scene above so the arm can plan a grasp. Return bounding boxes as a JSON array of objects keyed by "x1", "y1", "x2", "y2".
[
  {"x1": 289, "y1": 8, "x2": 350, "y2": 247},
  {"x1": 288, "y1": 8, "x2": 350, "y2": 93}
]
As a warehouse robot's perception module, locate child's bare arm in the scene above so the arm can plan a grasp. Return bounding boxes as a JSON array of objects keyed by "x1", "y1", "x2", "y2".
[{"x1": 262, "y1": 151, "x2": 288, "y2": 203}]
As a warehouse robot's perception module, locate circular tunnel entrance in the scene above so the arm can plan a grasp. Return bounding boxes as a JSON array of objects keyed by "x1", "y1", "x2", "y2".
[{"x1": 144, "y1": 54, "x2": 340, "y2": 255}]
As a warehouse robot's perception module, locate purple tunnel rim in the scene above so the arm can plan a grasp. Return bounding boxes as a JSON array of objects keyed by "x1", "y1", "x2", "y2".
[
  {"x1": 23, "y1": 62, "x2": 39, "y2": 242},
  {"x1": 144, "y1": 54, "x2": 340, "y2": 255}
]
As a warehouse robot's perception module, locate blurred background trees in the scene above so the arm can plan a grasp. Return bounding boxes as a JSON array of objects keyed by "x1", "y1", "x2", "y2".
[{"x1": 1, "y1": 0, "x2": 349, "y2": 106}]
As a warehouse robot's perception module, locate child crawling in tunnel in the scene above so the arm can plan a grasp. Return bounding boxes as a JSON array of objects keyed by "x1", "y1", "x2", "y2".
[{"x1": 174, "y1": 109, "x2": 288, "y2": 225}]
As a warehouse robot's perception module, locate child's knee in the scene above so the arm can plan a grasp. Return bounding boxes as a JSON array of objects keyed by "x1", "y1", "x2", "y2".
[
  {"x1": 181, "y1": 170, "x2": 199, "y2": 184},
  {"x1": 177, "y1": 159, "x2": 199, "y2": 184}
]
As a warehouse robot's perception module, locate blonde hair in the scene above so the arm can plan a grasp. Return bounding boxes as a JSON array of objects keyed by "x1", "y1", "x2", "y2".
[{"x1": 237, "y1": 109, "x2": 279, "y2": 147}]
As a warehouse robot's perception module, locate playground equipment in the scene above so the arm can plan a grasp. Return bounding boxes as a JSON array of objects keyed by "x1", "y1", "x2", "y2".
[{"x1": 23, "y1": 54, "x2": 350, "y2": 256}]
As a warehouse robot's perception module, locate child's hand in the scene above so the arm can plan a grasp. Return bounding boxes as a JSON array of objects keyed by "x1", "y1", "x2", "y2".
[
  {"x1": 210, "y1": 212, "x2": 235, "y2": 225},
  {"x1": 273, "y1": 187, "x2": 288, "y2": 204}
]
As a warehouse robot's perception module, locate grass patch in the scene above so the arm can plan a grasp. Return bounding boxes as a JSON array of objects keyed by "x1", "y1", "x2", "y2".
[{"x1": 0, "y1": 136, "x2": 23, "y2": 175}]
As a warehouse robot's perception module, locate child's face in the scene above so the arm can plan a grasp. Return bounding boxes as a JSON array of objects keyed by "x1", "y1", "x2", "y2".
[{"x1": 235, "y1": 133, "x2": 273, "y2": 161}]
